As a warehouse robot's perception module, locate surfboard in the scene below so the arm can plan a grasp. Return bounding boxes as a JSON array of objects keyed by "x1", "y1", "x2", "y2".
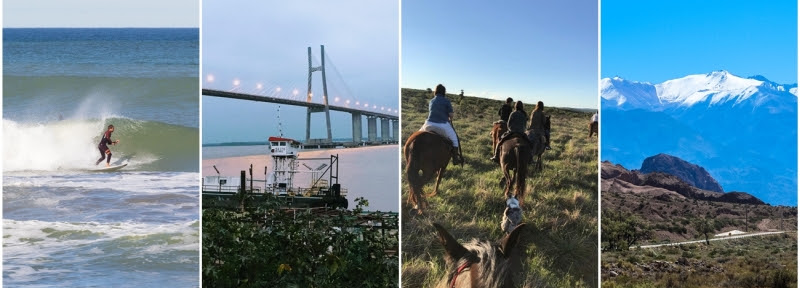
[{"x1": 90, "y1": 163, "x2": 128, "y2": 172}]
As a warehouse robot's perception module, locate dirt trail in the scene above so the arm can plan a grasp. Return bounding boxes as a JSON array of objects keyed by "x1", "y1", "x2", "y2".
[{"x1": 634, "y1": 231, "x2": 788, "y2": 249}]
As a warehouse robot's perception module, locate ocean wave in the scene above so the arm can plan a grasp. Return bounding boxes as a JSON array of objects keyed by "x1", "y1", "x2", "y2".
[
  {"x1": 4, "y1": 219, "x2": 199, "y2": 286},
  {"x1": 4, "y1": 118, "x2": 198, "y2": 172}
]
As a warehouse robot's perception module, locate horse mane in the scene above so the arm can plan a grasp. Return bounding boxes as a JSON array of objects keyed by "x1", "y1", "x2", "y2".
[
  {"x1": 436, "y1": 239, "x2": 513, "y2": 288},
  {"x1": 434, "y1": 223, "x2": 525, "y2": 288}
]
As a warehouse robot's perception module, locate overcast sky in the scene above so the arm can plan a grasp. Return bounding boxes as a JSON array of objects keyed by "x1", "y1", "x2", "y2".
[
  {"x1": 4, "y1": 0, "x2": 199, "y2": 27},
  {"x1": 202, "y1": 0, "x2": 399, "y2": 144}
]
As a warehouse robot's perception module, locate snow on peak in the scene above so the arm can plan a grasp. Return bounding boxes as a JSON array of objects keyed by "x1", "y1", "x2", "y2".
[
  {"x1": 655, "y1": 71, "x2": 763, "y2": 106},
  {"x1": 601, "y1": 77, "x2": 660, "y2": 110},
  {"x1": 603, "y1": 71, "x2": 796, "y2": 110}
]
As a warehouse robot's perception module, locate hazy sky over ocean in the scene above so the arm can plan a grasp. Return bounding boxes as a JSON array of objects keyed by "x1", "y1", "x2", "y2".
[{"x1": 4, "y1": 0, "x2": 199, "y2": 28}]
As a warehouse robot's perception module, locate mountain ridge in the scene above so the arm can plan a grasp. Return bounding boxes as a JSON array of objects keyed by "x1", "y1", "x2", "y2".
[
  {"x1": 601, "y1": 70, "x2": 797, "y2": 206},
  {"x1": 601, "y1": 160, "x2": 765, "y2": 206},
  {"x1": 602, "y1": 71, "x2": 796, "y2": 111},
  {"x1": 640, "y1": 153, "x2": 724, "y2": 193}
]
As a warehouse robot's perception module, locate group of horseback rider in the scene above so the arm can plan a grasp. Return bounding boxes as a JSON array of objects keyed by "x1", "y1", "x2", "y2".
[
  {"x1": 418, "y1": 84, "x2": 552, "y2": 165},
  {"x1": 489, "y1": 97, "x2": 551, "y2": 163}
]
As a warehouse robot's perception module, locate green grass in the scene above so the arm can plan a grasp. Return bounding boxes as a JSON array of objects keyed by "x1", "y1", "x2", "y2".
[{"x1": 400, "y1": 88, "x2": 598, "y2": 287}]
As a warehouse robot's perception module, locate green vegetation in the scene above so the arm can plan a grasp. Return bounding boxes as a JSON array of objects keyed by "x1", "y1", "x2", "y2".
[
  {"x1": 401, "y1": 88, "x2": 598, "y2": 287},
  {"x1": 203, "y1": 197, "x2": 398, "y2": 287},
  {"x1": 602, "y1": 233, "x2": 797, "y2": 288},
  {"x1": 602, "y1": 209, "x2": 651, "y2": 251},
  {"x1": 602, "y1": 141, "x2": 798, "y2": 287},
  {"x1": 693, "y1": 217, "x2": 715, "y2": 245},
  {"x1": 603, "y1": 182, "x2": 798, "y2": 245}
]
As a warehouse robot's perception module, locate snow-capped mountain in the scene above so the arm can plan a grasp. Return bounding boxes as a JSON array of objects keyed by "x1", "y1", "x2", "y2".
[
  {"x1": 601, "y1": 71, "x2": 797, "y2": 206},
  {"x1": 657, "y1": 70, "x2": 763, "y2": 106},
  {"x1": 602, "y1": 70, "x2": 797, "y2": 112},
  {"x1": 601, "y1": 77, "x2": 661, "y2": 110}
]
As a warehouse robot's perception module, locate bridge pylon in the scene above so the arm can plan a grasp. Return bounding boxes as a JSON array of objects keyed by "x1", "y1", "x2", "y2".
[{"x1": 306, "y1": 45, "x2": 333, "y2": 144}]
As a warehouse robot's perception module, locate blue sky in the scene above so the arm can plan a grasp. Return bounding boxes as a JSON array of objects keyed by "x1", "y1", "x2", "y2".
[
  {"x1": 602, "y1": 0, "x2": 798, "y2": 84},
  {"x1": 402, "y1": 0, "x2": 598, "y2": 109},
  {"x1": 4, "y1": 0, "x2": 198, "y2": 27},
  {"x1": 203, "y1": 0, "x2": 399, "y2": 144}
]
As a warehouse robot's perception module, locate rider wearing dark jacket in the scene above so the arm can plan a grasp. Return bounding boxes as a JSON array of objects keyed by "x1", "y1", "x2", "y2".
[
  {"x1": 529, "y1": 101, "x2": 551, "y2": 150},
  {"x1": 498, "y1": 97, "x2": 513, "y2": 122},
  {"x1": 491, "y1": 101, "x2": 527, "y2": 163}
]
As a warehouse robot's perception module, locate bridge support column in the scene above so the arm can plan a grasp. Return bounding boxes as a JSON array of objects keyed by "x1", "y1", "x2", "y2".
[
  {"x1": 392, "y1": 119, "x2": 399, "y2": 142},
  {"x1": 381, "y1": 118, "x2": 390, "y2": 142},
  {"x1": 306, "y1": 45, "x2": 332, "y2": 144},
  {"x1": 351, "y1": 112, "x2": 362, "y2": 144},
  {"x1": 305, "y1": 108, "x2": 312, "y2": 142},
  {"x1": 367, "y1": 116, "x2": 377, "y2": 142}
]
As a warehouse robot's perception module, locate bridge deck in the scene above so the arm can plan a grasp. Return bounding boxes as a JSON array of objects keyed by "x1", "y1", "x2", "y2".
[{"x1": 203, "y1": 88, "x2": 398, "y2": 120}]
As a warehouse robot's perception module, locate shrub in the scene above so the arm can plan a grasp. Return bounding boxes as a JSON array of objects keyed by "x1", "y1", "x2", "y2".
[
  {"x1": 203, "y1": 197, "x2": 398, "y2": 287},
  {"x1": 602, "y1": 209, "x2": 652, "y2": 251}
]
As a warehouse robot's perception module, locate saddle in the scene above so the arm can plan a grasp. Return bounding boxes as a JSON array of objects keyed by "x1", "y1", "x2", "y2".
[{"x1": 420, "y1": 127, "x2": 453, "y2": 146}]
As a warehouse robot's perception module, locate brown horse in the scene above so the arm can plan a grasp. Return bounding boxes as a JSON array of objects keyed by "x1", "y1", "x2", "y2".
[
  {"x1": 433, "y1": 223, "x2": 525, "y2": 288},
  {"x1": 490, "y1": 121, "x2": 507, "y2": 154},
  {"x1": 404, "y1": 131, "x2": 451, "y2": 215},
  {"x1": 588, "y1": 121, "x2": 598, "y2": 138},
  {"x1": 525, "y1": 129, "x2": 546, "y2": 171},
  {"x1": 499, "y1": 134, "x2": 530, "y2": 206}
]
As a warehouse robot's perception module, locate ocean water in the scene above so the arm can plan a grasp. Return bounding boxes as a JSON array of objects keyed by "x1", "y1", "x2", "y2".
[
  {"x1": 202, "y1": 145, "x2": 269, "y2": 159},
  {"x1": 3, "y1": 28, "x2": 199, "y2": 287}
]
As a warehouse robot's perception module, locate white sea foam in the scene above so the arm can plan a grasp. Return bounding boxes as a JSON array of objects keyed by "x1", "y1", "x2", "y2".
[
  {"x1": 4, "y1": 119, "x2": 104, "y2": 171},
  {"x1": 4, "y1": 219, "x2": 199, "y2": 284},
  {"x1": 4, "y1": 172, "x2": 199, "y2": 194},
  {"x1": 4, "y1": 219, "x2": 199, "y2": 255}
]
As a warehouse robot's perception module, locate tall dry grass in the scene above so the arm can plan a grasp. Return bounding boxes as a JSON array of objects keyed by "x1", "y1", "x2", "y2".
[{"x1": 401, "y1": 88, "x2": 598, "y2": 287}]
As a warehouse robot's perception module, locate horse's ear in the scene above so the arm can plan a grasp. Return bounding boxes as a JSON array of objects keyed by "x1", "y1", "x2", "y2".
[
  {"x1": 501, "y1": 223, "x2": 526, "y2": 258},
  {"x1": 433, "y1": 223, "x2": 468, "y2": 262}
]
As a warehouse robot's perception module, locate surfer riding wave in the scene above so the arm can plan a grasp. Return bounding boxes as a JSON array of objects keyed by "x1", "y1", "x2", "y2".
[{"x1": 96, "y1": 124, "x2": 120, "y2": 167}]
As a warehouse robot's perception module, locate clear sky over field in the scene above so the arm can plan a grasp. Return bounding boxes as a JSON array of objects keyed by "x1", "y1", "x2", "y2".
[
  {"x1": 4, "y1": 0, "x2": 199, "y2": 27},
  {"x1": 402, "y1": 0, "x2": 599, "y2": 109},
  {"x1": 602, "y1": 0, "x2": 797, "y2": 84}
]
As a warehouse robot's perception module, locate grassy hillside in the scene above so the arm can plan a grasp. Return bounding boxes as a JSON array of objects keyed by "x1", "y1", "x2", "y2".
[
  {"x1": 601, "y1": 234, "x2": 797, "y2": 287},
  {"x1": 602, "y1": 177, "x2": 798, "y2": 244},
  {"x1": 601, "y1": 159, "x2": 798, "y2": 287},
  {"x1": 400, "y1": 88, "x2": 598, "y2": 287}
]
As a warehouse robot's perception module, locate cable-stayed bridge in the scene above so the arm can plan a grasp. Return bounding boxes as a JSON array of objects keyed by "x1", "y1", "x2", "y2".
[{"x1": 203, "y1": 45, "x2": 398, "y2": 147}]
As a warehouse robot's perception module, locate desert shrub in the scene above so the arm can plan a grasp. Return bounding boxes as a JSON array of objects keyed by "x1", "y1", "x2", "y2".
[
  {"x1": 602, "y1": 209, "x2": 652, "y2": 251},
  {"x1": 770, "y1": 269, "x2": 795, "y2": 288}
]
